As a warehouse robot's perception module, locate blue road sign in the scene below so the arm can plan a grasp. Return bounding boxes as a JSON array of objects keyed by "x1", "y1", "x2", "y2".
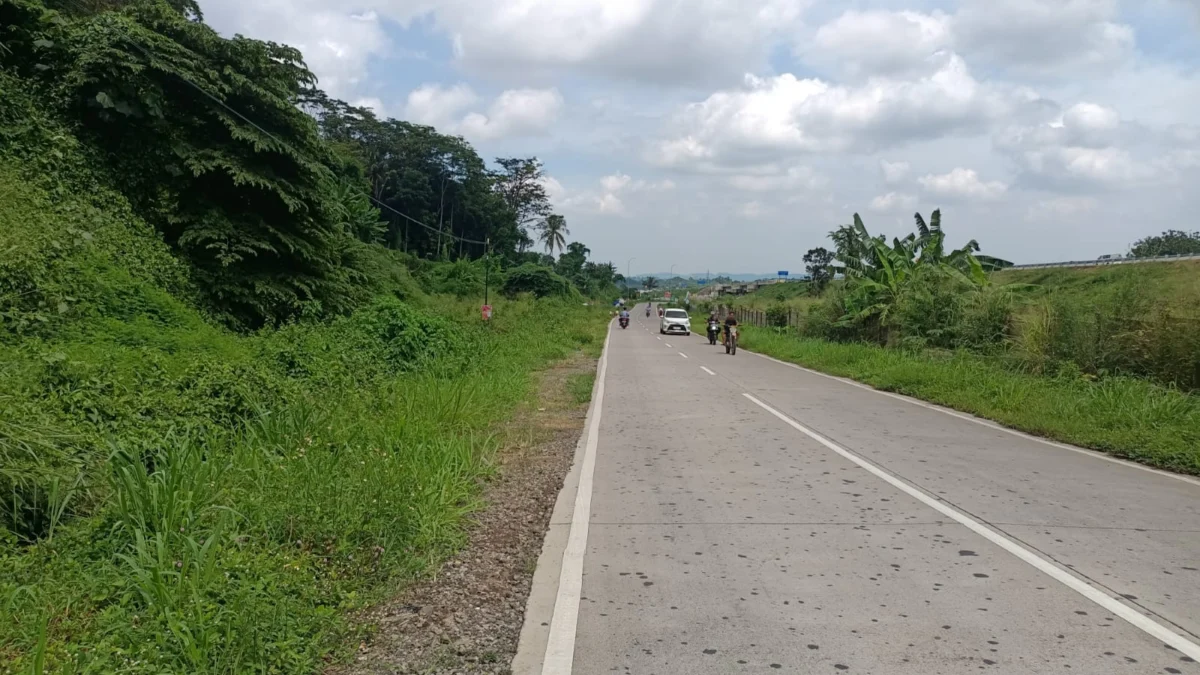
[{"x1": 777, "y1": 270, "x2": 789, "y2": 277}]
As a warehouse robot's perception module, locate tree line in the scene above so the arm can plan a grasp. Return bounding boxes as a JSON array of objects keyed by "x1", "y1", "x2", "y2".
[{"x1": 0, "y1": 0, "x2": 620, "y2": 328}]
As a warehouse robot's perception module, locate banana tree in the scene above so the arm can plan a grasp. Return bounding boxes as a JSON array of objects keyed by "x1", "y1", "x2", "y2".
[{"x1": 830, "y1": 211, "x2": 996, "y2": 342}]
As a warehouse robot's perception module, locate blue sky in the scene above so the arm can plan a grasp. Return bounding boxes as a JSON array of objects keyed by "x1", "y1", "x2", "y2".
[{"x1": 204, "y1": 0, "x2": 1200, "y2": 275}]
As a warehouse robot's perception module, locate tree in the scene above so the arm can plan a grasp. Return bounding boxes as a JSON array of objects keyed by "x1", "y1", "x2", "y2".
[
  {"x1": 1130, "y1": 230, "x2": 1200, "y2": 258},
  {"x1": 802, "y1": 247, "x2": 834, "y2": 293},
  {"x1": 557, "y1": 241, "x2": 589, "y2": 285},
  {"x1": 829, "y1": 212, "x2": 990, "y2": 343},
  {"x1": 540, "y1": 214, "x2": 568, "y2": 255},
  {"x1": 643, "y1": 276, "x2": 659, "y2": 290},
  {"x1": 494, "y1": 157, "x2": 552, "y2": 251}
]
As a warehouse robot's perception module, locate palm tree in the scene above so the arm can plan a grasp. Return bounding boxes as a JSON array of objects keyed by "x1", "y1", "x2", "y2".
[
  {"x1": 643, "y1": 276, "x2": 659, "y2": 290},
  {"x1": 540, "y1": 214, "x2": 568, "y2": 255}
]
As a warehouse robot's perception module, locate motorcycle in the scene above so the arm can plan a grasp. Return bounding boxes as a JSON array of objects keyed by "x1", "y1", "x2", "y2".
[
  {"x1": 619, "y1": 316, "x2": 629, "y2": 329},
  {"x1": 725, "y1": 326, "x2": 738, "y2": 355},
  {"x1": 707, "y1": 320, "x2": 720, "y2": 345}
]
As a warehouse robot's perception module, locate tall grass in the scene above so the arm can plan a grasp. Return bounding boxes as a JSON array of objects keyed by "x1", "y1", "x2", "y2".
[
  {"x1": 0, "y1": 296, "x2": 608, "y2": 673},
  {"x1": 740, "y1": 328, "x2": 1200, "y2": 474}
]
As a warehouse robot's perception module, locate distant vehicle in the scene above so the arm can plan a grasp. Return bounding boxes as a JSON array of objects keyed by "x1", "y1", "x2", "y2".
[
  {"x1": 660, "y1": 308, "x2": 691, "y2": 336},
  {"x1": 1098, "y1": 254, "x2": 1125, "y2": 261}
]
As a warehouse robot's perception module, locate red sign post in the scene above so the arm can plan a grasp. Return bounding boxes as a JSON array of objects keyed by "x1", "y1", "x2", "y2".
[{"x1": 481, "y1": 304, "x2": 493, "y2": 321}]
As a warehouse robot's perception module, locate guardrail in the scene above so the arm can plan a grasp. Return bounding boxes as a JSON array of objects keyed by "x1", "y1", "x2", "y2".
[{"x1": 1005, "y1": 253, "x2": 1200, "y2": 270}]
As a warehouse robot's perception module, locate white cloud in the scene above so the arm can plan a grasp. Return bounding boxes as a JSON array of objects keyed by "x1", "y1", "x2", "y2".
[
  {"x1": 403, "y1": 83, "x2": 479, "y2": 129},
  {"x1": 918, "y1": 168, "x2": 1008, "y2": 200},
  {"x1": 880, "y1": 160, "x2": 911, "y2": 184},
  {"x1": 204, "y1": 0, "x2": 389, "y2": 98},
  {"x1": 869, "y1": 192, "x2": 919, "y2": 212},
  {"x1": 558, "y1": 172, "x2": 675, "y2": 216},
  {"x1": 459, "y1": 88, "x2": 564, "y2": 140},
  {"x1": 403, "y1": 84, "x2": 563, "y2": 140},
  {"x1": 994, "y1": 101, "x2": 1174, "y2": 188},
  {"x1": 808, "y1": 10, "x2": 952, "y2": 78},
  {"x1": 805, "y1": 1, "x2": 1132, "y2": 82},
  {"x1": 651, "y1": 53, "x2": 1022, "y2": 170},
  {"x1": 434, "y1": 0, "x2": 806, "y2": 85}
]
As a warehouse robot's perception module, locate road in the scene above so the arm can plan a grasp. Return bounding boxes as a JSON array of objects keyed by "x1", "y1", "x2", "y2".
[{"x1": 514, "y1": 313, "x2": 1200, "y2": 674}]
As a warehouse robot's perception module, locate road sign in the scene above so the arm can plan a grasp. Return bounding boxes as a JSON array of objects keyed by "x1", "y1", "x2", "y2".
[
  {"x1": 664, "y1": 291, "x2": 672, "y2": 299},
  {"x1": 778, "y1": 270, "x2": 789, "y2": 277},
  {"x1": 481, "y1": 304, "x2": 493, "y2": 321}
]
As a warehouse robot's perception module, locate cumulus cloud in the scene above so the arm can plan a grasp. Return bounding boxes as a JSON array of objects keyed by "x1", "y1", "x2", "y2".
[
  {"x1": 994, "y1": 101, "x2": 1175, "y2": 189},
  {"x1": 807, "y1": 10, "x2": 952, "y2": 78},
  {"x1": 203, "y1": 0, "x2": 389, "y2": 98},
  {"x1": 869, "y1": 192, "x2": 919, "y2": 212},
  {"x1": 918, "y1": 168, "x2": 1008, "y2": 200},
  {"x1": 403, "y1": 83, "x2": 479, "y2": 128},
  {"x1": 558, "y1": 172, "x2": 675, "y2": 216},
  {"x1": 434, "y1": 0, "x2": 806, "y2": 85},
  {"x1": 804, "y1": 0, "x2": 1132, "y2": 82},
  {"x1": 403, "y1": 84, "x2": 563, "y2": 140},
  {"x1": 460, "y1": 88, "x2": 565, "y2": 140},
  {"x1": 650, "y1": 53, "x2": 1027, "y2": 170}
]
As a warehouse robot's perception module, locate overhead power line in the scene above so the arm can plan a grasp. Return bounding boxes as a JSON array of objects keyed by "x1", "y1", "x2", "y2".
[{"x1": 111, "y1": 29, "x2": 489, "y2": 248}]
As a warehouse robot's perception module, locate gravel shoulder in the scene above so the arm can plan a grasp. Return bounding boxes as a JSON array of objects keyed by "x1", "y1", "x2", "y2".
[{"x1": 330, "y1": 352, "x2": 597, "y2": 675}]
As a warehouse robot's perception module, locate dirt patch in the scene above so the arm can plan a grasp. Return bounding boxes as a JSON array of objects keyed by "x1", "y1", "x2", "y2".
[{"x1": 331, "y1": 352, "x2": 596, "y2": 675}]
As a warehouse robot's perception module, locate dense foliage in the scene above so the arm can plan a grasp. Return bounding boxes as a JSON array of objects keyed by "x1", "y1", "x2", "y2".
[
  {"x1": 714, "y1": 211, "x2": 1200, "y2": 392},
  {"x1": 0, "y1": 0, "x2": 617, "y2": 671},
  {"x1": 1129, "y1": 229, "x2": 1200, "y2": 258},
  {"x1": 1, "y1": 0, "x2": 622, "y2": 329}
]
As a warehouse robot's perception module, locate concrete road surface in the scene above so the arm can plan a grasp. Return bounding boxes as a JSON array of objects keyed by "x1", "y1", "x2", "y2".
[{"x1": 514, "y1": 314, "x2": 1200, "y2": 674}]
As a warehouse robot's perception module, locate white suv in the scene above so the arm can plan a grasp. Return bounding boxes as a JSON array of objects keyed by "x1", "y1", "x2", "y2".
[{"x1": 660, "y1": 308, "x2": 691, "y2": 335}]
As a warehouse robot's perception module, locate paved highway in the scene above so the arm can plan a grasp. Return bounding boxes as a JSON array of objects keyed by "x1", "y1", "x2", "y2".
[{"x1": 514, "y1": 314, "x2": 1200, "y2": 674}]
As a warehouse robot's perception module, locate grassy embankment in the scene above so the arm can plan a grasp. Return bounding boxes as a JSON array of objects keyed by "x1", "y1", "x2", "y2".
[
  {"x1": 713, "y1": 262, "x2": 1200, "y2": 474},
  {"x1": 738, "y1": 328, "x2": 1199, "y2": 474},
  {"x1": 0, "y1": 166, "x2": 608, "y2": 673}
]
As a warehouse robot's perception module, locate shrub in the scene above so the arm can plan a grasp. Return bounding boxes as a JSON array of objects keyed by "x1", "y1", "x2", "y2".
[
  {"x1": 502, "y1": 264, "x2": 574, "y2": 298},
  {"x1": 765, "y1": 303, "x2": 790, "y2": 328}
]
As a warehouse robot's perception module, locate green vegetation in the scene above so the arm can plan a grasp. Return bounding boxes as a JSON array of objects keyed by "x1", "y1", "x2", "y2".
[
  {"x1": 1, "y1": 1, "x2": 614, "y2": 671},
  {"x1": 568, "y1": 372, "x2": 596, "y2": 405},
  {"x1": 715, "y1": 211, "x2": 1199, "y2": 473},
  {"x1": 1129, "y1": 230, "x2": 1200, "y2": 258},
  {"x1": 738, "y1": 329, "x2": 1200, "y2": 474}
]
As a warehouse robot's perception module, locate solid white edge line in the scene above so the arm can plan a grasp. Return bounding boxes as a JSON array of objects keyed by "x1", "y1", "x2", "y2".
[
  {"x1": 679, "y1": 352, "x2": 688, "y2": 359},
  {"x1": 701, "y1": 366, "x2": 715, "y2": 376},
  {"x1": 746, "y1": 349, "x2": 1200, "y2": 487},
  {"x1": 541, "y1": 328, "x2": 610, "y2": 674},
  {"x1": 742, "y1": 392, "x2": 1200, "y2": 661}
]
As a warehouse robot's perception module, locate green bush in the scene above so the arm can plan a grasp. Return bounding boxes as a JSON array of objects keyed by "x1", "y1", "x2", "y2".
[
  {"x1": 502, "y1": 264, "x2": 574, "y2": 298},
  {"x1": 765, "y1": 303, "x2": 790, "y2": 328}
]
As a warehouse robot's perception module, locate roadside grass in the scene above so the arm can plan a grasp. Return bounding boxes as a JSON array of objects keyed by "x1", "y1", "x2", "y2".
[
  {"x1": 567, "y1": 373, "x2": 596, "y2": 405},
  {"x1": 738, "y1": 327, "x2": 1200, "y2": 475},
  {"x1": 0, "y1": 296, "x2": 609, "y2": 674}
]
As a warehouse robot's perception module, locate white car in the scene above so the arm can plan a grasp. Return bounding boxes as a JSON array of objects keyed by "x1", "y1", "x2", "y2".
[{"x1": 660, "y1": 308, "x2": 691, "y2": 335}]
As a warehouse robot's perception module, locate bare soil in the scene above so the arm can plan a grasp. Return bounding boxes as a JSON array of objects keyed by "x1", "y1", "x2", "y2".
[{"x1": 331, "y1": 353, "x2": 595, "y2": 675}]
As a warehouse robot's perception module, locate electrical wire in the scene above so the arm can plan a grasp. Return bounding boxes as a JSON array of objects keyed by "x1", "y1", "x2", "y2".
[{"x1": 106, "y1": 24, "x2": 490, "y2": 248}]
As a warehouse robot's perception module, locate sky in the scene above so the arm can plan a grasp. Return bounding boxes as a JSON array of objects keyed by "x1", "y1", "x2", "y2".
[{"x1": 202, "y1": 0, "x2": 1200, "y2": 275}]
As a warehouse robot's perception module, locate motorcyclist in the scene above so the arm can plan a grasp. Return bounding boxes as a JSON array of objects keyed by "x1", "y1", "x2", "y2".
[
  {"x1": 723, "y1": 310, "x2": 738, "y2": 345},
  {"x1": 619, "y1": 307, "x2": 630, "y2": 320},
  {"x1": 706, "y1": 312, "x2": 721, "y2": 343}
]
